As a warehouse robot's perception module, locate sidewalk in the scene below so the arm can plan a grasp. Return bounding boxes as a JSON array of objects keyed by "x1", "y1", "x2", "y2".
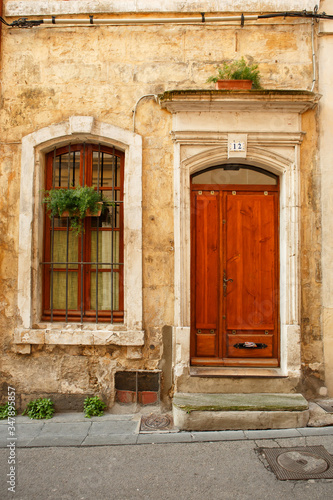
[{"x1": 1, "y1": 412, "x2": 333, "y2": 448}]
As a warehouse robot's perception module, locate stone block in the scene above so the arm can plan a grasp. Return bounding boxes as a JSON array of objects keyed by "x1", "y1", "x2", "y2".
[
  {"x1": 12, "y1": 344, "x2": 31, "y2": 354},
  {"x1": 93, "y1": 330, "x2": 145, "y2": 346},
  {"x1": 69, "y1": 115, "x2": 94, "y2": 134},
  {"x1": 15, "y1": 329, "x2": 45, "y2": 344},
  {"x1": 173, "y1": 406, "x2": 309, "y2": 431},
  {"x1": 173, "y1": 393, "x2": 310, "y2": 431},
  {"x1": 127, "y1": 346, "x2": 143, "y2": 359},
  {"x1": 173, "y1": 393, "x2": 309, "y2": 412},
  {"x1": 44, "y1": 330, "x2": 93, "y2": 345},
  {"x1": 308, "y1": 401, "x2": 333, "y2": 427}
]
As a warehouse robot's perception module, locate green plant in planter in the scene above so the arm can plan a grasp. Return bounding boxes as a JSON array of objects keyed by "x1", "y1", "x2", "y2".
[
  {"x1": 22, "y1": 398, "x2": 55, "y2": 419},
  {"x1": 83, "y1": 396, "x2": 107, "y2": 418},
  {"x1": 43, "y1": 185, "x2": 107, "y2": 236},
  {"x1": 206, "y1": 57, "x2": 262, "y2": 89},
  {"x1": 0, "y1": 402, "x2": 17, "y2": 419}
]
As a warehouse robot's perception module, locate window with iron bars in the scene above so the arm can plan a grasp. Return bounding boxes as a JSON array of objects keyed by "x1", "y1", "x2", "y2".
[{"x1": 42, "y1": 143, "x2": 124, "y2": 323}]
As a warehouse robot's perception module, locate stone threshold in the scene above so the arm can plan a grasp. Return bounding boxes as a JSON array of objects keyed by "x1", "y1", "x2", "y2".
[
  {"x1": 173, "y1": 393, "x2": 309, "y2": 431},
  {"x1": 190, "y1": 366, "x2": 287, "y2": 377},
  {"x1": 173, "y1": 393, "x2": 308, "y2": 412}
]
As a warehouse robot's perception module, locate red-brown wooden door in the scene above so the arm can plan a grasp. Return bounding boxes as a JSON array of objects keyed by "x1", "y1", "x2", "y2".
[{"x1": 191, "y1": 185, "x2": 279, "y2": 367}]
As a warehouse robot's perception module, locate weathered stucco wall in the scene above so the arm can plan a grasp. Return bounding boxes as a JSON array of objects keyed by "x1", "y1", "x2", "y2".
[
  {"x1": 319, "y1": 0, "x2": 333, "y2": 397},
  {"x1": 0, "y1": 3, "x2": 326, "y2": 407},
  {"x1": 299, "y1": 109, "x2": 324, "y2": 398}
]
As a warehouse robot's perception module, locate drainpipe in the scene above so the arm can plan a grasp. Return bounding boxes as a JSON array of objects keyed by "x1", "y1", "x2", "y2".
[{"x1": 311, "y1": 18, "x2": 316, "y2": 92}]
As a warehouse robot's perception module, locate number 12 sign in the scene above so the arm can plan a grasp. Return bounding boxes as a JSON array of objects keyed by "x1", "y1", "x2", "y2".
[{"x1": 229, "y1": 140, "x2": 245, "y2": 152}]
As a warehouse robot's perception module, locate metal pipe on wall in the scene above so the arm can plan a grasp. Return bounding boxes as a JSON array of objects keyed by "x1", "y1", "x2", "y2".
[{"x1": 42, "y1": 15, "x2": 259, "y2": 26}]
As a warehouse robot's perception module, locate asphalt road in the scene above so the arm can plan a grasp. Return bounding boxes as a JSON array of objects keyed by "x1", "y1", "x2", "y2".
[{"x1": 1, "y1": 438, "x2": 333, "y2": 500}]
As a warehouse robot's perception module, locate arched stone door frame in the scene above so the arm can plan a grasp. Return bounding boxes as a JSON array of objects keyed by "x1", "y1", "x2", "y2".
[
  {"x1": 159, "y1": 90, "x2": 320, "y2": 385},
  {"x1": 178, "y1": 147, "x2": 294, "y2": 375}
]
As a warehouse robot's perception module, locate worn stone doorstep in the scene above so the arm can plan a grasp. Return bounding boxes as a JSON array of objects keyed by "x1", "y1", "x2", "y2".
[
  {"x1": 172, "y1": 393, "x2": 310, "y2": 431},
  {"x1": 173, "y1": 393, "x2": 309, "y2": 412}
]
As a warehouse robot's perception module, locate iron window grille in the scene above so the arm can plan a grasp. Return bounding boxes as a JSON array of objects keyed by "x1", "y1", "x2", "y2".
[{"x1": 42, "y1": 143, "x2": 124, "y2": 323}]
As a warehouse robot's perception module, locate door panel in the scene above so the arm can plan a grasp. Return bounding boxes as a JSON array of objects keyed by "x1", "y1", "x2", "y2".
[
  {"x1": 192, "y1": 191, "x2": 220, "y2": 358},
  {"x1": 196, "y1": 333, "x2": 217, "y2": 357},
  {"x1": 191, "y1": 185, "x2": 279, "y2": 367},
  {"x1": 226, "y1": 194, "x2": 276, "y2": 331},
  {"x1": 227, "y1": 333, "x2": 274, "y2": 358}
]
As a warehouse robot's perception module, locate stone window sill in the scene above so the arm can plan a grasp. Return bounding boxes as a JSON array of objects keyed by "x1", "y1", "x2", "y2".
[{"x1": 14, "y1": 325, "x2": 145, "y2": 346}]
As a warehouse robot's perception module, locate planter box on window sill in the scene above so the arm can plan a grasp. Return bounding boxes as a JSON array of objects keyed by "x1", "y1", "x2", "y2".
[
  {"x1": 215, "y1": 79, "x2": 252, "y2": 90},
  {"x1": 59, "y1": 201, "x2": 103, "y2": 218}
]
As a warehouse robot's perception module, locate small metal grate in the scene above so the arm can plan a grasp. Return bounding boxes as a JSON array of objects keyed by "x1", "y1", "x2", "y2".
[
  {"x1": 259, "y1": 446, "x2": 333, "y2": 480},
  {"x1": 140, "y1": 414, "x2": 173, "y2": 432}
]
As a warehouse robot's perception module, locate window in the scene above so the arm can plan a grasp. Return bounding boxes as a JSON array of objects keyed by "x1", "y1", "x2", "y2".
[
  {"x1": 43, "y1": 143, "x2": 124, "y2": 323},
  {"x1": 191, "y1": 164, "x2": 278, "y2": 185}
]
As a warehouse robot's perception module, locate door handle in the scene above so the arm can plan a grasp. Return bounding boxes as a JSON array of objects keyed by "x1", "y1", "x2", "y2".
[{"x1": 223, "y1": 272, "x2": 233, "y2": 296}]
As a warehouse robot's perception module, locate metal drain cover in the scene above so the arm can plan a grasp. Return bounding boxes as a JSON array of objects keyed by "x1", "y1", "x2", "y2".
[
  {"x1": 140, "y1": 414, "x2": 173, "y2": 432},
  {"x1": 260, "y1": 446, "x2": 333, "y2": 480}
]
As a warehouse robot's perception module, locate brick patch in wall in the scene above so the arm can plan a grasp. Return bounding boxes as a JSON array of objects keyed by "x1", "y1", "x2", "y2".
[{"x1": 115, "y1": 371, "x2": 160, "y2": 405}]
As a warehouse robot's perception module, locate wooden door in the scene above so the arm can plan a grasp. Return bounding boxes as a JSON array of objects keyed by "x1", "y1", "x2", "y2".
[{"x1": 191, "y1": 185, "x2": 279, "y2": 367}]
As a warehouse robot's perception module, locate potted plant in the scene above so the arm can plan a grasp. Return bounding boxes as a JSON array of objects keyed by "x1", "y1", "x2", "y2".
[
  {"x1": 206, "y1": 57, "x2": 262, "y2": 90},
  {"x1": 43, "y1": 185, "x2": 106, "y2": 236}
]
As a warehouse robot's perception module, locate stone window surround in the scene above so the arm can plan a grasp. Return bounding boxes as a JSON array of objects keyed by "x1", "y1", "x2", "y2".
[
  {"x1": 15, "y1": 116, "x2": 144, "y2": 347},
  {"x1": 159, "y1": 91, "x2": 320, "y2": 378}
]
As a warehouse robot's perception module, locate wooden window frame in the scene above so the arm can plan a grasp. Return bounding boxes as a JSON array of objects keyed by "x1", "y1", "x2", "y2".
[{"x1": 42, "y1": 143, "x2": 124, "y2": 323}]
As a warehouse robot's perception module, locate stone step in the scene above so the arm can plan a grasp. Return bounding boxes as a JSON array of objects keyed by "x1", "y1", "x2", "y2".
[{"x1": 173, "y1": 393, "x2": 309, "y2": 431}]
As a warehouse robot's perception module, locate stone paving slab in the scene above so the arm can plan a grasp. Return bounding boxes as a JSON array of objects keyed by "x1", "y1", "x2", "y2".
[
  {"x1": 27, "y1": 436, "x2": 87, "y2": 447},
  {"x1": 190, "y1": 430, "x2": 246, "y2": 442},
  {"x1": 136, "y1": 432, "x2": 193, "y2": 444},
  {"x1": 0, "y1": 422, "x2": 45, "y2": 447},
  {"x1": 0, "y1": 416, "x2": 46, "y2": 425},
  {"x1": 27, "y1": 422, "x2": 91, "y2": 447},
  {"x1": 36, "y1": 422, "x2": 92, "y2": 435},
  {"x1": 244, "y1": 428, "x2": 302, "y2": 440},
  {"x1": 82, "y1": 434, "x2": 138, "y2": 446},
  {"x1": 0, "y1": 413, "x2": 136, "y2": 424},
  {"x1": 50, "y1": 413, "x2": 135, "y2": 423},
  {"x1": 296, "y1": 425, "x2": 333, "y2": 436},
  {"x1": 89, "y1": 420, "x2": 140, "y2": 435}
]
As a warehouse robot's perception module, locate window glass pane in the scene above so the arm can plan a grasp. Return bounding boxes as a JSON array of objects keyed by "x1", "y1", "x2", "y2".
[
  {"x1": 90, "y1": 203, "x2": 119, "y2": 229},
  {"x1": 92, "y1": 153, "x2": 120, "y2": 188},
  {"x1": 192, "y1": 167, "x2": 277, "y2": 185},
  {"x1": 91, "y1": 231, "x2": 120, "y2": 267},
  {"x1": 90, "y1": 272, "x2": 119, "y2": 311},
  {"x1": 54, "y1": 151, "x2": 80, "y2": 188},
  {"x1": 51, "y1": 272, "x2": 78, "y2": 309},
  {"x1": 53, "y1": 231, "x2": 78, "y2": 269}
]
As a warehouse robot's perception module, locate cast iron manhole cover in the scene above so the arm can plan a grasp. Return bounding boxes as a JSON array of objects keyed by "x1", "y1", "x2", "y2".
[
  {"x1": 260, "y1": 446, "x2": 333, "y2": 480},
  {"x1": 140, "y1": 414, "x2": 173, "y2": 432}
]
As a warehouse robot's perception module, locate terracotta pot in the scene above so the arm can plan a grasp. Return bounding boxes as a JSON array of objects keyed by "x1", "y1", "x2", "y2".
[
  {"x1": 60, "y1": 201, "x2": 103, "y2": 218},
  {"x1": 215, "y1": 79, "x2": 252, "y2": 90}
]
